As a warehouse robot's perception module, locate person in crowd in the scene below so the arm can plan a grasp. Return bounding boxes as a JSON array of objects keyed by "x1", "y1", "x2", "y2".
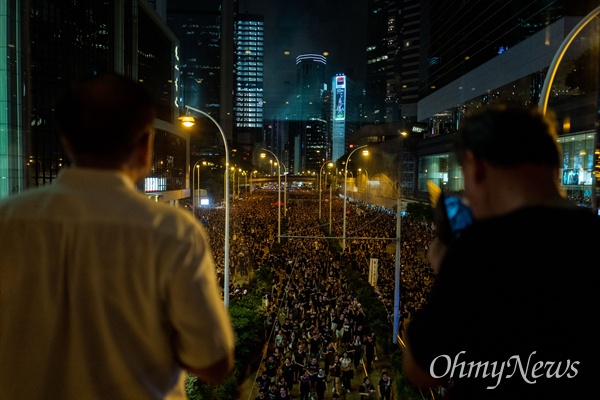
[
  {"x1": 377, "y1": 370, "x2": 393, "y2": 400},
  {"x1": 0, "y1": 73, "x2": 235, "y2": 399},
  {"x1": 364, "y1": 333, "x2": 376, "y2": 372},
  {"x1": 264, "y1": 355, "x2": 279, "y2": 382},
  {"x1": 340, "y1": 351, "x2": 353, "y2": 393},
  {"x1": 359, "y1": 376, "x2": 377, "y2": 400},
  {"x1": 256, "y1": 372, "x2": 270, "y2": 392},
  {"x1": 314, "y1": 368, "x2": 328, "y2": 400},
  {"x1": 255, "y1": 389, "x2": 268, "y2": 400},
  {"x1": 329, "y1": 353, "x2": 343, "y2": 395},
  {"x1": 281, "y1": 357, "x2": 296, "y2": 393},
  {"x1": 351, "y1": 333, "x2": 363, "y2": 372},
  {"x1": 403, "y1": 105, "x2": 600, "y2": 399},
  {"x1": 266, "y1": 382, "x2": 279, "y2": 400},
  {"x1": 298, "y1": 369, "x2": 312, "y2": 400}
]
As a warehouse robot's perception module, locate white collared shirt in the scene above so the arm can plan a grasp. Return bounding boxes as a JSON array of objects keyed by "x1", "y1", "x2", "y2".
[{"x1": 0, "y1": 167, "x2": 234, "y2": 399}]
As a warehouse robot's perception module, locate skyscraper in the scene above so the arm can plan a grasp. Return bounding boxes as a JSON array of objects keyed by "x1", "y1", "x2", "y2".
[
  {"x1": 1, "y1": 0, "x2": 184, "y2": 203},
  {"x1": 294, "y1": 54, "x2": 328, "y2": 174},
  {"x1": 364, "y1": 0, "x2": 389, "y2": 124},
  {"x1": 234, "y1": 13, "x2": 264, "y2": 150},
  {"x1": 167, "y1": 1, "x2": 222, "y2": 120},
  {"x1": 331, "y1": 74, "x2": 360, "y2": 164}
]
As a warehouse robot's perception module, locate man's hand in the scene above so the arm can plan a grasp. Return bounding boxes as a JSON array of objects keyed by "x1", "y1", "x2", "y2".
[{"x1": 427, "y1": 238, "x2": 447, "y2": 275}]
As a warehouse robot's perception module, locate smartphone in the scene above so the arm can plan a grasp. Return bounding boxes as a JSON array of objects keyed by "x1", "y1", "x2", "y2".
[
  {"x1": 443, "y1": 195, "x2": 473, "y2": 238},
  {"x1": 428, "y1": 180, "x2": 473, "y2": 244}
]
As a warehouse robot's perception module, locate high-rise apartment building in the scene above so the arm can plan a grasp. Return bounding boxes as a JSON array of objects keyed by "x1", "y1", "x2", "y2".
[
  {"x1": 167, "y1": 1, "x2": 222, "y2": 118},
  {"x1": 1, "y1": 0, "x2": 185, "y2": 203},
  {"x1": 365, "y1": 0, "x2": 389, "y2": 124},
  {"x1": 234, "y1": 14, "x2": 264, "y2": 150}
]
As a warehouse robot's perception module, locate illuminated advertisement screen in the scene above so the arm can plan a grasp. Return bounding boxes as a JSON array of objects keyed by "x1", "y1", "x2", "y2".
[
  {"x1": 334, "y1": 87, "x2": 346, "y2": 120},
  {"x1": 333, "y1": 75, "x2": 346, "y2": 121}
]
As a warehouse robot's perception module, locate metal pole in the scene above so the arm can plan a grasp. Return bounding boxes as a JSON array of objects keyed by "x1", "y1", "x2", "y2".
[
  {"x1": 342, "y1": 145, "x2": 367, "y2": 251},
  {"x1": 363, "y1": 169, "x2": 369, "y2": 204},
  {"x1": 319, "y1": 172, "x2": 322, "y2": 220},
  {"x1": 329, "y1": 182, "x2": 332, "y2": 235},
  {"x1": 192, "y1": 163, "x2": 196, "y2": 212},
  {"x1": 393, "y1": 194, "x2": 401, "y2": 344},
  {"x1": 261, "y1": 149, "x2": 282, "y2": 243},
  {"x1": 278, "y1": 168, "x2": 281, "y2": 243},
  {"x1": 185, "y1": 106, "x2": 231, "y2": 307},
  {"x1": 198, "y1": 164, "x2": 201, "y2": 206},
  {"x1": 284, "y1": 168, "x2": 288, "y2": 217},
  {"x1": 393, "y1": 134, "x2": 407, "y2": 344},
  {"x1": 318, "y1": 160, "x2": 330, "y2": 220}
]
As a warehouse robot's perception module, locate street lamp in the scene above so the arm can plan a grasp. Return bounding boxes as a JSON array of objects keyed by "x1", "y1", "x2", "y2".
[
  {"x1": 347, "y1": 171, "x2": 354, "y2": 200},
  {"x1": 358, "y1": 168, "x2": 369, "y2": 204},
  {"x1": 179, "y1": 105, "x2": 231, "y2": 308},
  {"x1": 230, "y1": 167, "x2": 236, "y2": 199},
  {"x1": 260, "y1": 149, "x2": 282, "y2": 243},
  {"x1": 192, "y1": 160, "x2": 207, "y2": 210},
  {"x1": 319, "y1": 160, "x2": 334, "y2": 220},
  {"x1": 393, "y1": 130, "x2": 408, "y2": 344},
  {"x1": 343, "y1": 145, "x2": 368, "y2": 251}
]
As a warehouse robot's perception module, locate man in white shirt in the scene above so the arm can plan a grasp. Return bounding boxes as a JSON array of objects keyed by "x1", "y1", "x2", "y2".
[{"x1": 0, "y1": 74, "x2": 235, "y2": 399}]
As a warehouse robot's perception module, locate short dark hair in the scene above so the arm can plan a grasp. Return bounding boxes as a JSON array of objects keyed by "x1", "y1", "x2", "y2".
[
  {"x1": 453, "y1": 105, "x2": 560, "y2": 168},
  {"x1": 54, "y1": 73, "x2": 156, "y2": 164}
]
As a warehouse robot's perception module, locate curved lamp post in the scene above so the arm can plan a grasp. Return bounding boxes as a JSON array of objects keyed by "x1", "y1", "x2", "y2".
[
  {"x1": 179, "y1": 106, "x2": 231, "y2": 308},
  {"x1": 393, "y1": 130, "x2": 408, "y2": 344},
  {"x1": 358, "y1": 168, "x2": 369, "y2": 204},
  {"x1": 192, "y1": 160, "x2": 206, "y2": 210},
  {"x1": 260, "y1": 149, "x2": 282, "y2": 243},
  {"x1": 319, "y1": 160, "x2": 334, "y2": 220},
  {"x1": 343, "y1": 145, "x2": 368, "y2": 251}
]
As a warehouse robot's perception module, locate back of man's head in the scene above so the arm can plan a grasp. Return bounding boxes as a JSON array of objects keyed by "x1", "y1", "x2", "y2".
[
  {"x1": 54, "y1": 73, "x2": 156, "y2": 165},
  {"x1": 454, "y1": 104, "x2": 560, "y2": 168}
]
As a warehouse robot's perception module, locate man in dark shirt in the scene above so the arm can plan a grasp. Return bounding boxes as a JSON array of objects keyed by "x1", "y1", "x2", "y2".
[{"x1": 403, "y1": 105, "x2": 599, "y2": 399}]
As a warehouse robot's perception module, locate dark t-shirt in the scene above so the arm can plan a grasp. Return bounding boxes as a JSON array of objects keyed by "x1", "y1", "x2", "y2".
[{"x1": 407, "y1": 206, "x2": 599, "y2": 399}]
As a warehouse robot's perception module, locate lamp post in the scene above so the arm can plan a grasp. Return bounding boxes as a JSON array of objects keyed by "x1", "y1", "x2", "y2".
[
  {"x1": 347, "y1": 171, "x2": 354, "y2": 200},
  {"x1": 393, "y1": 130, "x2": 408, "y2": 344},
  {"x1": 358, "y1": 168, "x2": 369, "y2": 204},
  {"x1": 343, "y1": 145, "x2": 368, "y2": 251},
  {"x1": 319, "y1": 160, "x2": 333, "y2": 220},
  {"x1": 192, "y1": 160, "x2": 206, "y2": 210},
  {"x1": 179, "y1": 106, "x2": 231, "y2": 308},
  {"x1": 230, "y1": 167, "x2": 236, "y2": 199},
  {"x1": 237, "y1": 168, "x2": 242, "y2": 198},
  {"x1": 261, "y1": 149, "x2": 282, "y2": 243}
]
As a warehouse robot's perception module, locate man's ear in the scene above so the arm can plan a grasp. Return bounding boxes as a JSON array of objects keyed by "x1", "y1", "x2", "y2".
[
  {"x1": 135, "y1": 130, "x2": 153, "y2": 170},
  {"x1": 463, "y1": 149, "x2": 486, "y2": 184}
]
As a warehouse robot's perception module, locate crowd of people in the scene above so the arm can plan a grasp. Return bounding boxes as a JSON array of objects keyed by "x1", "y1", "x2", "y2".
[{"x1": 192, "y1": 188, "x2": 437, "y2": 399}]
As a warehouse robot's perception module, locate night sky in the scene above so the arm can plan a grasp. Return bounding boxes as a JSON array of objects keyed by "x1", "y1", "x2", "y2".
[{"x1": 238, "y1": 0, "x2": 368, "y2": 120}]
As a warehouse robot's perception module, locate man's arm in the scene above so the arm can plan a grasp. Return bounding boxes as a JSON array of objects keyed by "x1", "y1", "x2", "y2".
[{"x1": 185, "y1": 351, "x2": 235, "y2": 385}]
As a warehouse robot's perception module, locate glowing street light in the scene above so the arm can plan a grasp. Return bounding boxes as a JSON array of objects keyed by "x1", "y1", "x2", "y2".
[
  {"x1": 343, "y1": 145, "x2": 368, "y2": 251},
  {"x1": 319, "y1": 160, "x2": 334, "y2": 220},
  {"x1": 179, "y1": 106, "x2": 231, "y2": 307},
  {"x1": 260, "y1": 149, "x2": 282, "y2": 243}
]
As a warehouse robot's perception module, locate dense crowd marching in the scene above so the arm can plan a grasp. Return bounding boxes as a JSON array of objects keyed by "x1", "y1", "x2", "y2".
[{"x1": 193, "y1": 188, "x2": 436, "y2": 399}]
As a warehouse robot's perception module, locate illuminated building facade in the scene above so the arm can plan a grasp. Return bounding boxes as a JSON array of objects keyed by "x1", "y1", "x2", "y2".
[
  {"x1": 234, "y1": 14, "x2": 264, "y2": 149},
  {"x1": 295, "y1": 54, "x2": 328, "y2": 174},
  {"x1": 1, "y1": 0, "x2": 186, "y2": 204}
]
